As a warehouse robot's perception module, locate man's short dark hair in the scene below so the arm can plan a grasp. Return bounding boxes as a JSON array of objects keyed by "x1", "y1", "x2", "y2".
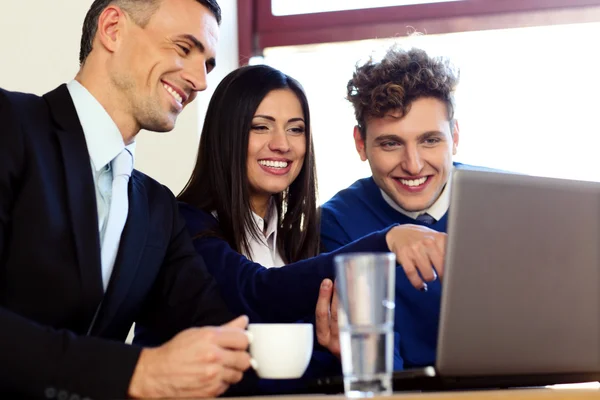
[
  {"x1": 79, "y1": 0, "x2": 221, "y2": 65},
  {"x1": 347, "y1": 46, "x2": 459, "y2": 140}
]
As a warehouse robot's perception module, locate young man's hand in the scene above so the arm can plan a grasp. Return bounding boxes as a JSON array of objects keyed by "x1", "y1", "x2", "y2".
[{"x1": 386, "y1": 224, "x2": 447, "y2": 290}]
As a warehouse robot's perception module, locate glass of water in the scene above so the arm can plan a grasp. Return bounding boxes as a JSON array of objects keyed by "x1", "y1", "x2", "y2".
[{"x1": 334, "y1": 252, "x2": 396, "y2": 398}]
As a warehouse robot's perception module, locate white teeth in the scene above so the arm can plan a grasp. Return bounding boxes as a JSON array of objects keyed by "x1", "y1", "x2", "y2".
[
  {"x1": 400, "y1": 177, "x2": 427, "y2": 187},
  {"x1": 163, "y1": 83, "x2": 183, "y2": 104},
  {"x1": 258, "y1": 160, "x2": 289, "y2": 168}
]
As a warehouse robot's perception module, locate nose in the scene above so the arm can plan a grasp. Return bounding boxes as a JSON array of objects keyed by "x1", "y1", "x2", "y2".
[
  {"x1": 181, "y1": 61, "x2": 208, "y2": 94},
  {"x1": 401, "y1": 144, "x2": 424, "y2": 175},
  {"x1": 268, "y1": 129, "x2": 291, "y2": 153}
]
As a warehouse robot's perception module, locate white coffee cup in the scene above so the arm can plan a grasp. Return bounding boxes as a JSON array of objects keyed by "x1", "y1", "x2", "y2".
[{"x1": 247, "y1": 323, "x2": 314, "y2": 379}]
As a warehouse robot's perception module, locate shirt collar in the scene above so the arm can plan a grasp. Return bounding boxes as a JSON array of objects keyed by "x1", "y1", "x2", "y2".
[
  {"x1": 211, "y1": 199, "x2": 279, "y2": 242},
  {"x1": 66, "y1": 80, "x2": 136, "y2": 171},
  {"x1": 251, "y1": 199, "x2": 278, "y2": 240},
  {"x1": 380, "y1": 167, "x2": 453, "y2": 221}
]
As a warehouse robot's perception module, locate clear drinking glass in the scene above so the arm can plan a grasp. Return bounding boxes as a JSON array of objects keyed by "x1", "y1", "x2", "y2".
[{"x1": 334, "y1": 252, "x2": 396, "y2": 398}]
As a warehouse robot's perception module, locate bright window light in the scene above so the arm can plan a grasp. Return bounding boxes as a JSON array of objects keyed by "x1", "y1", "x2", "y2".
[
  {"x1": 271, "y1": 0, "x2": 464, "y2": 16},
  {"x1": 262, "y1": 22, "x2": 600, "y2": 204}
]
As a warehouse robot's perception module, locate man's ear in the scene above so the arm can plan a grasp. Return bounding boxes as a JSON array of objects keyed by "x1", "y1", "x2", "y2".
[
  {"x1": 95, "y1": 5, "x2": 126, "y2": 54},
  {"x1": 353, "y1": 126, "x2": 368, "y2": 162},
  {"x1": 451, "y1": 119, "x2": 460, "y2": 155}
]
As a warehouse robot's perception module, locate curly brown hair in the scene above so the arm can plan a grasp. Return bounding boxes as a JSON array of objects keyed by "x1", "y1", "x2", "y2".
[{"x1": 347, "y1": 46, "x2": 459, "y2": 140}]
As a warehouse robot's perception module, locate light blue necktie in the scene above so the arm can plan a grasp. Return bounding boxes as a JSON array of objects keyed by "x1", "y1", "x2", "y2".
[{"x1": 100, "y1": 149, "x2": 132, "y2": 291}]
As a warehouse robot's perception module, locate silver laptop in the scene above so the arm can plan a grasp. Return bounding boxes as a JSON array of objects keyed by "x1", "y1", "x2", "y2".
[
  {"x1": 313, "y1": 168, "x2": 600, "y2": 393},
  {"x1": 432, "y1": 167, "x2": 600, "y2": 383}
]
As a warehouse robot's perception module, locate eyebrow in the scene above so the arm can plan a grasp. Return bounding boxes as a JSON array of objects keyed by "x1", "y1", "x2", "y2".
[
  {"x1": 179, "y1": 34, "x2": 216, "y2": 70},
  {"x1": 373, "y1": 131, "x2": 444, "y2": 144},
  {"x1": 253, "y1": 115, "x2": 305, "y2": 123}
]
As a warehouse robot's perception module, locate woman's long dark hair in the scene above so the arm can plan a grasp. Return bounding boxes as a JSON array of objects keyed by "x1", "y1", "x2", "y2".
[{"x1": 178, "y1": 64, "x2": 319, "y2": 263}]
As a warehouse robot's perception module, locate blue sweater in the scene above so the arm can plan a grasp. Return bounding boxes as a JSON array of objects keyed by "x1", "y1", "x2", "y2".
[
  {"x1": 320, "y1": 176, "x2": 448, "y2": 370},
  {"x1": 178, "y1": 203, "x2": 404, "y2": 392},
  {"x1": 179, "y1": 203, "x2": 394, "y2": 323}
]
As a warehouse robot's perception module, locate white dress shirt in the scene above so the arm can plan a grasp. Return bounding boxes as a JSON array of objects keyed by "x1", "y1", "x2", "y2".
[
  {"x1": 66, "y1": 80, "x2": 136, "y2": 263},
  {"x1": 380, "y1": 168, "x2": 453, "y2": 222},
  {"x1": 213, "y1": 201, "x2": 286, "y2": 268}
]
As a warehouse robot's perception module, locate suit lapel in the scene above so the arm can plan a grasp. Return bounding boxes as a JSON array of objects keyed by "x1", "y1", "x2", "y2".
[
  {"x1": 44, "y1": 85, "x2": 104, "y2": 322},
  {"x1": 93, "y1": 173, "x2": 149, "y2": 334}
]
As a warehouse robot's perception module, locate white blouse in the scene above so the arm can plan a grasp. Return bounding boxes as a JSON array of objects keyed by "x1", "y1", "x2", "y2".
[
  {"x1": 244, "y1": 205, "x2": 286, "y2": 268},
  {"x1": 213, "y1": 204, "x2": 286, "y2": 268}
]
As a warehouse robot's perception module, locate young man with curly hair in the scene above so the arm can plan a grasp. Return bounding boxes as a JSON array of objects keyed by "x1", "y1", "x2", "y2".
[{"x1": 320, "y1": 46, "x2": 481, "y2": 371}]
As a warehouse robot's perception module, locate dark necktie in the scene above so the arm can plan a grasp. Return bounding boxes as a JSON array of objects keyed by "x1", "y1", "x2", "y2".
[{"x1": 416, "y1": 213, "x2": 436, "y2": 225}]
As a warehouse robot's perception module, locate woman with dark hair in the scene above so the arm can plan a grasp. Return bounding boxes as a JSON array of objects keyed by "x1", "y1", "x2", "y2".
[{"x1": 177, "y1": 64, "x2": 342, "y2": 392}]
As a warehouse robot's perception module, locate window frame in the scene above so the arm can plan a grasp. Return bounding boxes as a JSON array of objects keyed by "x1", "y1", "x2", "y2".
[{"x1": 238, "y1": 0, "x2": 600, "y2": 65}]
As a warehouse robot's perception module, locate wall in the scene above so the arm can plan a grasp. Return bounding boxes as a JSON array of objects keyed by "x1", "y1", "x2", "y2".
[{"x1": 0, "y1": 0, "x2": 239, "y2": 194}]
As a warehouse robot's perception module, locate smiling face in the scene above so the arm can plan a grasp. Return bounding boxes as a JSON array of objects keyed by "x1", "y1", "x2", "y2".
[
  {"x1": 246, "y1": 89, "x2": 307, "y2": 210},
  {"x1": 109, "y1": 0, "x2": 219, "y2": 133},
  {"x1": 355, "y1": 97, "x2": 459, "y2": 212}
]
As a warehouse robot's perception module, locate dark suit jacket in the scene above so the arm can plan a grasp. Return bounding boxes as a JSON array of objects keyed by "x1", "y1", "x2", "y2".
[{"x1": 0, "y1": 85, "x2": 234, "y2": 399}]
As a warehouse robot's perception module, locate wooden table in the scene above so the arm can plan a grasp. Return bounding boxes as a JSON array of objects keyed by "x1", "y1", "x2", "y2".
[{"x1": 224, "y1": 387, "x2": 600, "y2": 400}]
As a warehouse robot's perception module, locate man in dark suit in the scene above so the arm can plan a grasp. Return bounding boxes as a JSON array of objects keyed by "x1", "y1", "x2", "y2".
[
  {"x1": 0, "y1": 0, "x2": 255, "y2": 398},
  {"x1": 1, "y1": 0, "x2": 449, "y2": 396}
]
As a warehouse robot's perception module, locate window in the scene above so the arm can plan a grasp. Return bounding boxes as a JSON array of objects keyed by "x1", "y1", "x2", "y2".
[
  {"x1": 271, "y1": 0, "x2": 463, "y2": 16},
  {"x1": 261, "y1": 20, "x2": 600, "y2": 204},
  {"x1": 239, "y1": 0, "x2": 600, "y2": 64}
]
